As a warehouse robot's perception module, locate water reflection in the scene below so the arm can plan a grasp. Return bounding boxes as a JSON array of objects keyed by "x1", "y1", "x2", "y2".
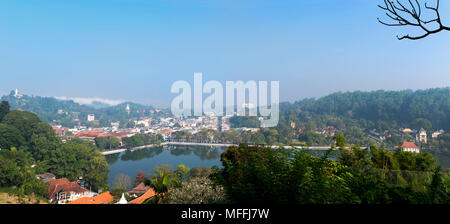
[
  {"x1": 105, "y1": 153, "x2": 120, "y2": 165},
  {"x1": 121, "y1": 147, "x2": 164, "y2": 161},
  {"x1": 106, "y1": 145, "x2": 228, "y2": 186},
  {"x1": 105, "y1": 145, "x2": 226, "y2": 165}
]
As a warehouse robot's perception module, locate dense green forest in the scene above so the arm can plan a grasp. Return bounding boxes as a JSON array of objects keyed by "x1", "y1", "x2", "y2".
[
  {"x1": 230, "y1": 87, "x2": 449, "y2": 131},
  {"x1": 282, "y1": 88, "x2": 449, "y2": 130},
  {"x1": 211, "y1": 143, "x2": 449, "y2": 204},
  {"x1": 0, "y1": 101, "x2": 110, "y2": 198}
]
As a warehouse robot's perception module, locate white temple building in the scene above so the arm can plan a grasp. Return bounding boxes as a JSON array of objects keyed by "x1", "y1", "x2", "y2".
[{"x1": 116, "y1": 193, "x2": 128, "y2": 204}]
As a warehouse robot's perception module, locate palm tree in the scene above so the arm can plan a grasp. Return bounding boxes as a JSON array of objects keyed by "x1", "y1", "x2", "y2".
[
  {"x1": 149, "y1": 166, "x2": 180, "y2": 195},
  {"x1": 144, "y1": 166, "x2": 180, "y2": 204}
]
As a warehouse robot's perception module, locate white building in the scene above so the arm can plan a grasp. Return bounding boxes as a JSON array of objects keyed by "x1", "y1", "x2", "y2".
[
  {"x1": 13, "y1": 89, "x2": 23, "y2": 98},
  {"x1": 432, "y1": 130, "x2": 444, "y2": 139},
  {"x1": 401, "y1": 142, "x2": 420, "y2": 153},
  {"x1": 117, "y1": 193, "x2": 128, "y2": 204},
  {"x1": 87, "y1": 114, "x2": 95, "y2": 122}
]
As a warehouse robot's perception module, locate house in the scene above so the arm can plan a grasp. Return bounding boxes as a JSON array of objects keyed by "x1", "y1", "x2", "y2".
[
  {"x1": 128, "y1": 183, "x2": 151, "y2": 197},
  {"x1": 67, "y1": 191, "x2": 115, "y2": 204},
  {"x1": 47, "y1": 178, "x2": 92, "y2": 204},
  {"x1": 36, "y1": 173, "x2": 56, "y2": 183},
  {"x1": 432, "y1": 129, "x2": 444, "y2": 139},
  {"x1": 400, "y1": 141, "x2": 420, "y2": 153},
  {"x1": 52, "y1": 126, "x2": 69, "y2": 136}
]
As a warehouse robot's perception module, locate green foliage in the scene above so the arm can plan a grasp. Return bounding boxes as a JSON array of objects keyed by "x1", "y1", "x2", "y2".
[
  {"x1": 122, "y1": 133, "x2": 163, "y2": 148},
  {"x1": 148, "y1": 165, "x2": 180, "y2": 195},
  {"x1": 334, "y1": 134, "x2": 347, "y2": 148},
  {"x1": 0, "y1": 101, "x2": 10, "y2": 122},
  {"x1": 190, "y1": 167, "x2": 213, "y2": 178},
  {"x1": 175, "y1": 164, "x2": 191, "y2": 182},
  {"x1": 0, "y1": 108, "x2": 110, "y2": 192},
  {"x1": 214, "y1": 145, "x2": 450, "y2": 204},
  {"x1": 2, "y1": 110, "x2": 41, "y2": 141},
  {"x1": 394, "y1": 150, "x2": 436, "y2": 172},
  {"x1": 95, "y1": 136, "x2": 120, "y2": 150},
  {"x1": 0, "y1": 124, "x2": 26, "y2": 150},
  {"x1": 215, "y1": 145, "x2": 360, "y2": 203},
  {"x1": 229, "y1": 116, "x2": 260, "y2": 128},
  {"x1": 46, "y1": 140, "x2": 109, "y2": 190},
  {"x1": 428, "y1": 168, "x2": 450, "y2": 203},
  {"x1": 298, "y1": 131, "x2": 329, "y2": 146},
  {"x1": 0, "y1": 148, "x2": 47, "y2": 197}
]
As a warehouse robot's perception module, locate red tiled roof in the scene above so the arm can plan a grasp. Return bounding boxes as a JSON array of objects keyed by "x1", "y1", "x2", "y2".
[
  {"x1": 47, "y1": 178, "x2": 88, "y2": 199},
  {"x1": 68, "y1": 191, "x2": 114, "y2": 204},
  {"x1": 401, "y1": 141, "x2": 419, "y2": 149},
  {"x1": 67, "y1": 197, "x2": 101, "y2": 204},
  {"x1": 92, "y1": 191, "x2": 115, "y2": 203},
  {"x1": 129, "y1": 189, "x2": 156, "y2": 204},
  {"x1": 75, "y1": 130, "x2": 106, "y2": 138}
]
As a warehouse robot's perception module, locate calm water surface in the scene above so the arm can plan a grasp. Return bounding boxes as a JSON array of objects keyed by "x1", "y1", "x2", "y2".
[{"x1": 106, "y1": 145, "x2": 227, "y2": 186}]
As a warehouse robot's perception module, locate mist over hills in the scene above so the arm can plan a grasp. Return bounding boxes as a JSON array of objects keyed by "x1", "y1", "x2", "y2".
[{"x1": 0, "y1": 90, "x2": 167, "y2": 127}]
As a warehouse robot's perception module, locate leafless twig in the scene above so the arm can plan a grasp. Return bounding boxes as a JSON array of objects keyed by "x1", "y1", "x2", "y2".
[{"x1": 378, "y1": 0, "x2": 449, "y2": 40}]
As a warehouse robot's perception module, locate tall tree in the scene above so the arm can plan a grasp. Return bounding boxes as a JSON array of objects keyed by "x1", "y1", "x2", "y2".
[
  {"x1": 0, "y1": 101, "x2": 10, "y2": 122},
  {"x1": 112, "y1": 173, "x2": 133, "y2": 191}
]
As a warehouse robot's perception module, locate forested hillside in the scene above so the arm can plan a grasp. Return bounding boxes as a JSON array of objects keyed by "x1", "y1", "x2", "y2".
[
  {"x1": 285, "y1": 87, "x2": 449, "y2": 131},
  {"x1": 226, "y1": 87, "x2": 450, "y2": 149},
  {"x1": 1, "y1": 90, "x2": 167, "y2": 127},
  {"x1": 230, "y1": 88, "x2": 449, "y2": 132}
]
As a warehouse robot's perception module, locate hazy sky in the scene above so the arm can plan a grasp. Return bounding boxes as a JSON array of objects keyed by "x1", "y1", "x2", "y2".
[{"x1": 0, "y1": 0, "x2": 449, "y2": 107}]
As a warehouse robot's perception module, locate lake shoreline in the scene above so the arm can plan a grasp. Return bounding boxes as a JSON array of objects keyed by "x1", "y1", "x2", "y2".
[{"x1": 101, "y1": 142, "x2": 352, "y2": 155}]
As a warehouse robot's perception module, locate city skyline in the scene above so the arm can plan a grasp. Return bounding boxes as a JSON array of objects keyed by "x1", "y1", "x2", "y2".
[{"x1": 1, "y1": 0, "x2": 449, "y2": 107}]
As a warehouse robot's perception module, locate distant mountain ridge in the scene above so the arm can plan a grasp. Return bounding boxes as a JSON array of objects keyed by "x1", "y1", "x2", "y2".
[
  {"x1": 0, "y1": 90, "x2": 166, "y2": 127},
  {"x1": 1, "y1": 87, "x2": 449, "y2": 131}
]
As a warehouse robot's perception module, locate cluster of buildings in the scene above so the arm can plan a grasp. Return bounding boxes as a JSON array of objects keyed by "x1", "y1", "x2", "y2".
[
  {"x1": 35, "y1": 172, "x2": 156, "y2": 204},
  {"x1": 314, "y1": 126, "x2": 337, "y2": 137},
  {"x1": 401, "y1": 127, "x2": 444, "y2": 144},
  {"x1": 51, "y1": 109, "x2": 234, "y2": 145}
]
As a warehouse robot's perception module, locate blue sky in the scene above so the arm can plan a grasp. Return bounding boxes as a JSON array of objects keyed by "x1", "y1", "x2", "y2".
[{"x1": 0, "y1": 0, "x2": 449, "y2": 107}]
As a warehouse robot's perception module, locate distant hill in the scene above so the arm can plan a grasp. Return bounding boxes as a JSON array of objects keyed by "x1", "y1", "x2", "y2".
[
  {"x1": 2, "y1": 87, "x2": 449, "y2": 131},
  {"x1": 278, "y1": 87, "x2": 450, "y2": 131},
  {"x1": 228, "y1": 87, "x2": 449, "y2": 133},
  {"x1": 0, "y1": 90, "x2": 168, "y2": 127}
]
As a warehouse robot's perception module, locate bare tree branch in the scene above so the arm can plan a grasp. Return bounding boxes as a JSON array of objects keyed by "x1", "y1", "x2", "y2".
[{"x1": 378, "y1": 0, "x2": 449, "y2": 40}]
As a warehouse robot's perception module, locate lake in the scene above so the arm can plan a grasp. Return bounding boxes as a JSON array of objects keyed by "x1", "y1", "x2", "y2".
[
  {"x1": 105, "y1": 145, "x2": 227, "y2": 186},
  {"x1": 105, "y1": 145, "x2": 341, "y2": 186}
]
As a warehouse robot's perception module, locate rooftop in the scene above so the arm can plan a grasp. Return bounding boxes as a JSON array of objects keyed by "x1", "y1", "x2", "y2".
[
  {"x1": 67, "y1": 191, "x2": 115, "y2": 204},
  {"x1": 401, "y1": 141, "x2": 419, "y2": 149}
]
